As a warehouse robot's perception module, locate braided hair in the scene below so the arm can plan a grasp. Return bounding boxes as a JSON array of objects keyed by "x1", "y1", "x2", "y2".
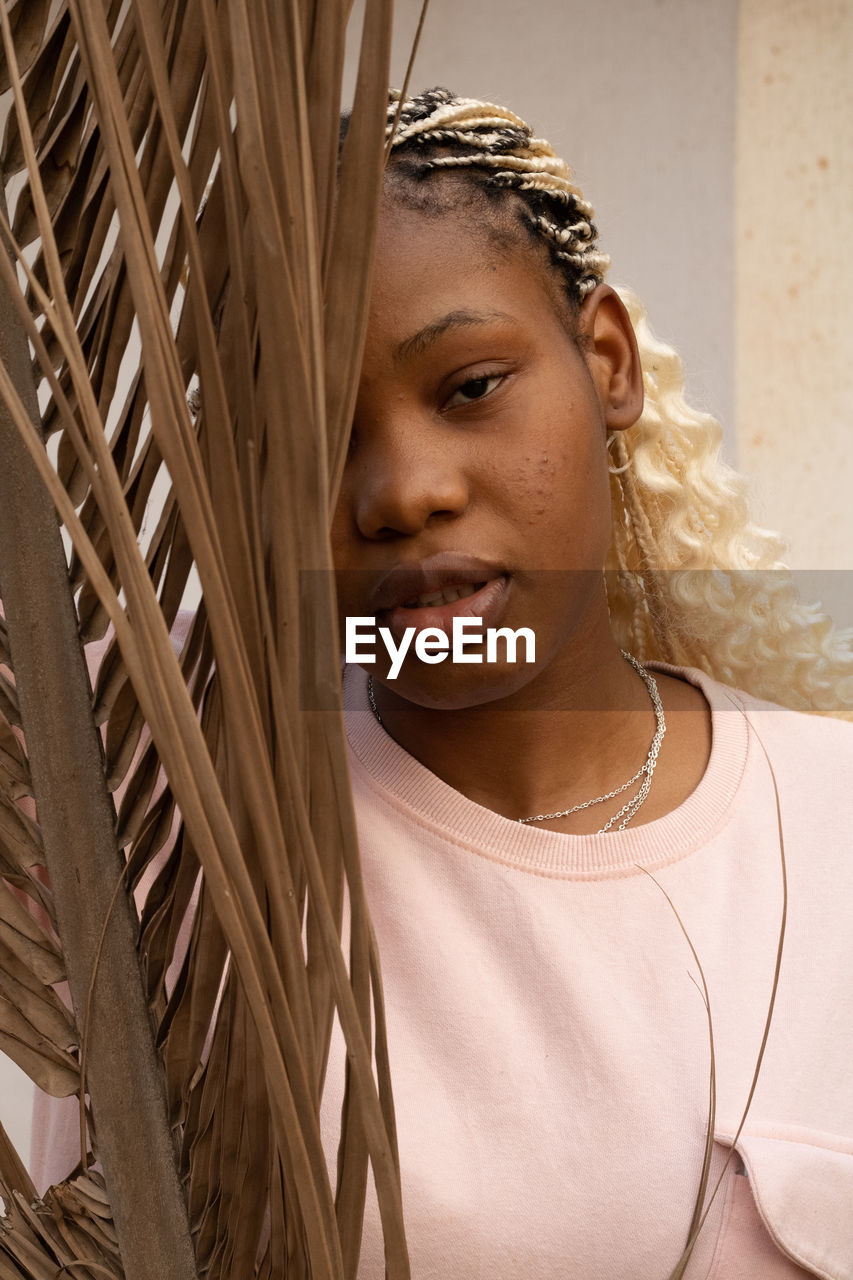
[
  {"x1": 378, "y1": 89, "x2": 853, "y2": 714},
  {"x1": 385, "y1": 88, "x2": 609, "y2": 306}
]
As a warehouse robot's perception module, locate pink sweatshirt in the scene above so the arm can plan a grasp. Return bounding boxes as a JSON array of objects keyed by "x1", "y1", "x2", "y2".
[
  {"x1": 30, "y1": 662, "x2": 853, "y2": 1278},
  {"x1": 322, "y1": 663, "x2": 853, "y2": 1279}
]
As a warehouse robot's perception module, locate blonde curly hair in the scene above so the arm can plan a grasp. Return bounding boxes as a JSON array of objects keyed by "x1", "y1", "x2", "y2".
[
  {"x1": 604, "y1": 290, "x2": 853, "y2": 713},
  {"x1": 385, "y1": 88, "x2": 853, "y2": 715}
]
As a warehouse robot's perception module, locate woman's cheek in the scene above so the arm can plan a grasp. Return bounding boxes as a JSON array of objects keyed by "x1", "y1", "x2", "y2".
[
  {"x1": 525, "y1": 452, "x2": 558, "y2": 523},
  {"x1": 485, "y1": 451, "x2": 556, "y2": 531}
]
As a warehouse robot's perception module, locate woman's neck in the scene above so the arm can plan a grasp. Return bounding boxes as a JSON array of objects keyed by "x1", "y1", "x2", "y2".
[{"x1": 368, "y1": 611, "x2": 711, "y2": 833}]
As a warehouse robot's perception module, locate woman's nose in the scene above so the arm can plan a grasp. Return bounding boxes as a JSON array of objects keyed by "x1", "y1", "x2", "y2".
[{"x1": 350, "y1": 429, "x2": 469, "y2": 540}]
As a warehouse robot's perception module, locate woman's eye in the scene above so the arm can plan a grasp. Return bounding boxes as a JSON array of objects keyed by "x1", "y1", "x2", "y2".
[{"x1": 445, "y1": 374, "x2": 503, "y2": 409}]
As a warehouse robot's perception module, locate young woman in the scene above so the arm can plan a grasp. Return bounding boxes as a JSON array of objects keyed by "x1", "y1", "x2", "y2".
[{"x1": 325, "y1": 88, "x2": 853, "y2": 1278}]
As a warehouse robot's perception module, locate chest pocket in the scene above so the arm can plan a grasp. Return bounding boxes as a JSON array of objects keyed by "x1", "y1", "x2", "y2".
[{"x1": 708, "y1": 1127, "x2": 853, "y2": 1280}]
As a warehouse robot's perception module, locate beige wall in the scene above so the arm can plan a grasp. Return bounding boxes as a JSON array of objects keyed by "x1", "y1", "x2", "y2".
[{"x1": 736, "y1": 0, "x2": 853, "y2": 579}]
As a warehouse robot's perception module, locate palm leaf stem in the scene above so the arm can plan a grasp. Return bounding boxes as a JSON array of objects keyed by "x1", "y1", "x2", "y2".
[
  {"x1": 668, "y1": 715, "x2": 789, "y2": 1277},
  {"x1": 638, "y1": 868, "x2": 717, "y2": 1280}
]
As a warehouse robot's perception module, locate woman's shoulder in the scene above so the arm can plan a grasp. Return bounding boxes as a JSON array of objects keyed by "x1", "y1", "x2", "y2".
[
  {"x1": 656, "y1": 661, "x2": 853, "y2": 820},
  {"x1": 719, "y1": 674, "x2": 853, "y2": 767},
  {"x1": 663, "y1": 662, "x2": 853, "y2": 750}
]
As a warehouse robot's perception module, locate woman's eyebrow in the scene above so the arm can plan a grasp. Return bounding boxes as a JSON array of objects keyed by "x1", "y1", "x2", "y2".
[{"x1": 392, "y1": 309, "x2": 516, "y2": 365}]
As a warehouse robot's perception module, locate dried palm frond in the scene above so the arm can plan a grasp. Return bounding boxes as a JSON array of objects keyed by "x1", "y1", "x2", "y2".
[{"x1": 0, "y1": 0, "x2": 411, "y2": 1276}]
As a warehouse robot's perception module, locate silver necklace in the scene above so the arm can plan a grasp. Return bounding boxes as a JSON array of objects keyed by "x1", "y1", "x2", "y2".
[
  {"x1": 518, "y1": 652, "x2": 666, "y2": 832},
  {"x1": 365, "y1": 650, "x2": 666, "y2": 835}
]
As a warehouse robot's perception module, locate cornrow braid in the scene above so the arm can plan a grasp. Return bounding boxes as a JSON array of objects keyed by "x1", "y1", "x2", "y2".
[{"x1": 385, "y1": 88, "x2": 609, "y2": 302}]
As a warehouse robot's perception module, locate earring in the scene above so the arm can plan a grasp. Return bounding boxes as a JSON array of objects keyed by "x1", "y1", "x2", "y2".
[{"x1": 607, "y1": 432, "x2": 631, "y2": 475}]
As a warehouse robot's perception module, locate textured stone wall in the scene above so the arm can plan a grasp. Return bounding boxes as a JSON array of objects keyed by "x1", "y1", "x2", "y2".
[{"x1": 736, "y1": 0, "x2": 853, "y2": 577}]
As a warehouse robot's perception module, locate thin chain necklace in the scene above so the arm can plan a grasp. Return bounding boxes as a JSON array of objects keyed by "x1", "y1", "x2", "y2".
[{"x1": 366, "y1": 650, "x2": 666, "y2": 834}]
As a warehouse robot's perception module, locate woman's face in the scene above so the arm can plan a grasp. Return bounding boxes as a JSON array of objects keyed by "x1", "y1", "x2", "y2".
[{"x1": 331, "y1": 197, "x2": 641, "y2": 710}]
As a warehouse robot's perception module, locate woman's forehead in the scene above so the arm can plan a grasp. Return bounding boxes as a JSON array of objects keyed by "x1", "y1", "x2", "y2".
[
  {"x1": 375, "y1": 196, "x2": 505, "y2": 266},
  {"x1": 369, "y1": 196, "x2": 575, "y2": 338},
  {"x1": 372, "y1": 209, "x2": 526, "y2": 316}
]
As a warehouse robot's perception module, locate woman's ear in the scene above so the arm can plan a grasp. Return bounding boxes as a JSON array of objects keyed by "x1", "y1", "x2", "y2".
[{"x1": 578, "y1": 284, "x2": 644, "y2": 431}]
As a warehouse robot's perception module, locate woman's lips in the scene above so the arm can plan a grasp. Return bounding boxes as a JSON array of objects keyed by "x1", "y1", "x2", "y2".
[{"x1": 381, "y1": 575, "x2": 510, "y2": 644}]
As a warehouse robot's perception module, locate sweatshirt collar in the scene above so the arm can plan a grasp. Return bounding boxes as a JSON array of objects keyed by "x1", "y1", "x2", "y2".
[{"x1": 343, "y1": 662, "x2": 750, "y2": 877}]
